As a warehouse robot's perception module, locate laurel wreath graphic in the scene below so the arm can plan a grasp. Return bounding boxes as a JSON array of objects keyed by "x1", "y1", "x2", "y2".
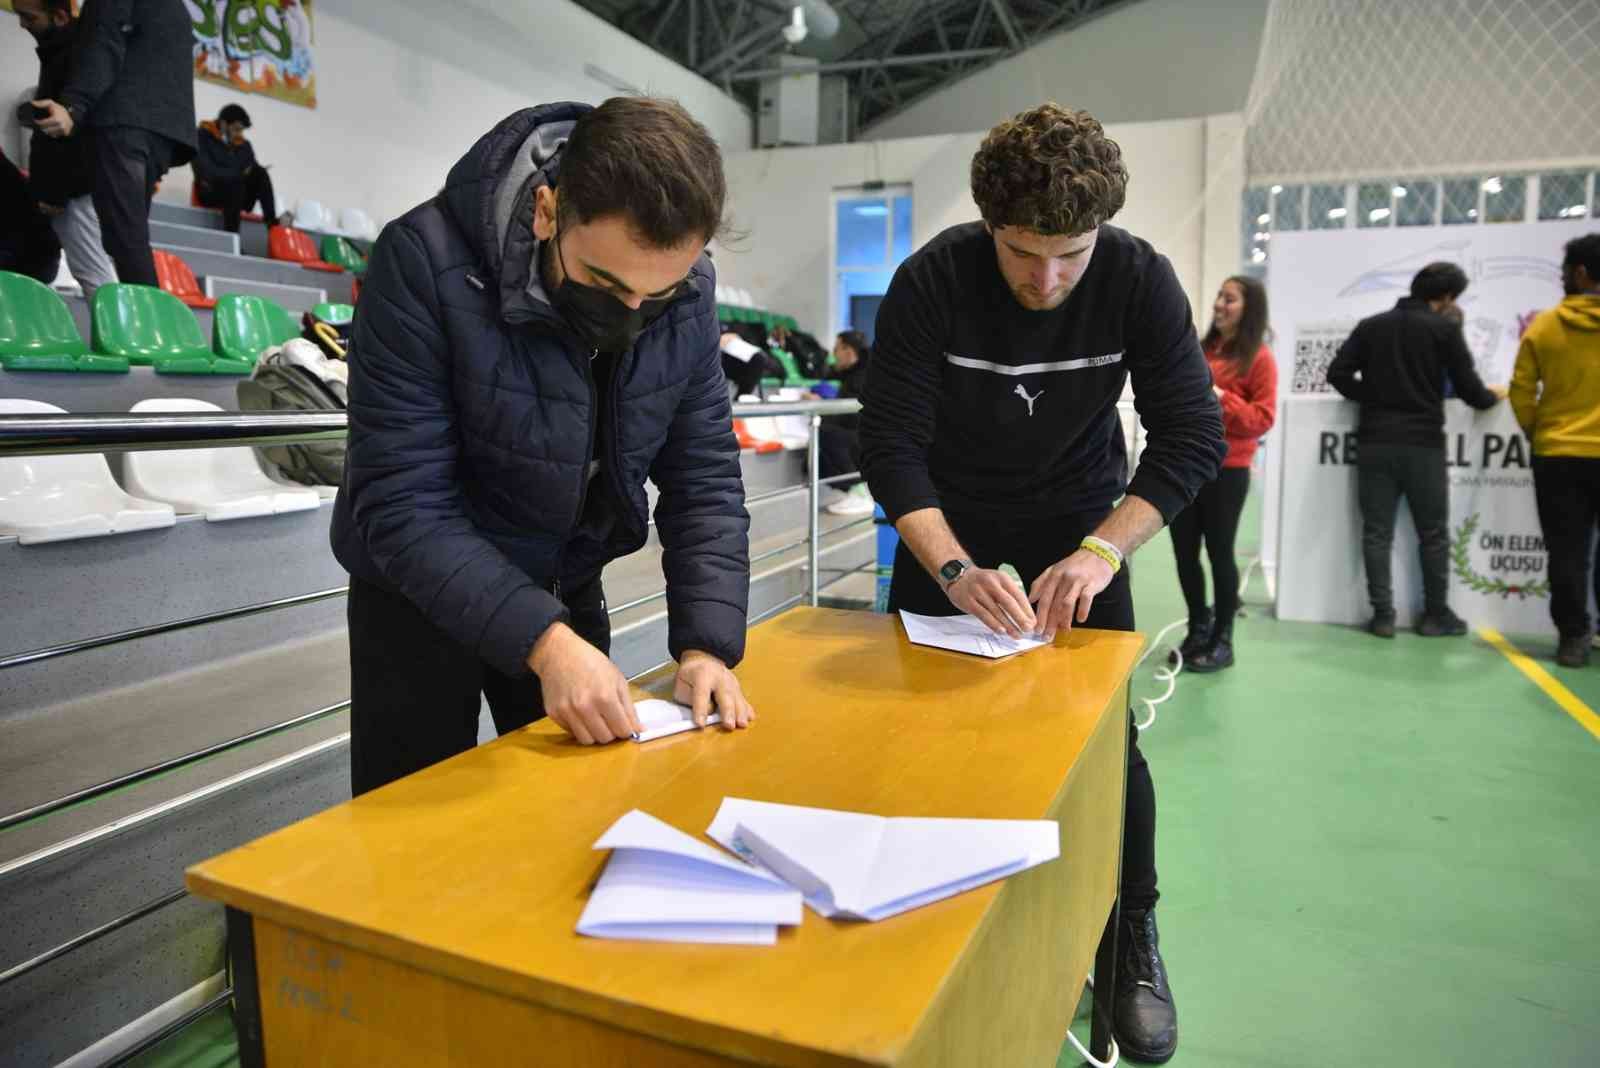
[{"x1": 1452, "y1": 513, "x2": 1550, "y2": 600}]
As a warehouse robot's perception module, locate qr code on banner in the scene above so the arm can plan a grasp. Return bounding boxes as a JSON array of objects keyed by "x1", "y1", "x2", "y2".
[{"x1": 1290, "y1": 323, "x2": 1353, "y2": 394}]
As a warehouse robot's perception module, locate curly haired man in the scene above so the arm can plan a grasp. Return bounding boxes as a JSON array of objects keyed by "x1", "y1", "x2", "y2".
[{"x1": 860, "y1": 104, "x2": 1226, "y2": 1064}]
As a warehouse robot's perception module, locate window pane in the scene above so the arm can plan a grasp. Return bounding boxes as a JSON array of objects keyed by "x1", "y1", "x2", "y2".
[
  {"x1": 836, "y1": 198, "x2": 889, "y2": 268},
  {"x1": 1539, "y1": 171, "x2": 1590, "y2": 221},
  {"x1": 1481, "y1": 175, "x2": 1525, "y2": 223},
  {"x1": 1394, "y1": 180, "x2": 1438, "y2": 226},
  {"x1": 836, "y1": 268, "x2": 895, "y2": 338},
  {"x1": 1357, "y1": 183, "x2": 1393, "y2": 228},
  {"x1": 1441, "y1": 179, "x2": 1479, "y2": 225},
  {"x1": 1308, "y1": 184, "x2": 1347, "y2": 229},
  {"x1": 1272, "y1": 185, "x2": 1304, "y2": 231},
  {"x1": 891, "y1": 196, "x2": 912, "y2": 261}
]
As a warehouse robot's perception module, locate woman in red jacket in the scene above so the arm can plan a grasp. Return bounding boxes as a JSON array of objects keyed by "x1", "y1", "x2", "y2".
[{"x1": 1172, "y1": 275, "x2": 1279, "y2": 672}]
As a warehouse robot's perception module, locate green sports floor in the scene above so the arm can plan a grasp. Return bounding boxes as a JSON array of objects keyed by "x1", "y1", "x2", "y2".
[{"x1": 131, "y1": 490, "x2": 1600, "y2": 1068}]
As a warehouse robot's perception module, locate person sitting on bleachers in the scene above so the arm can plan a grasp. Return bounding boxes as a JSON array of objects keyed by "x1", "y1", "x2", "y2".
[
  {"x1": 812, "y1": 330, "x2": 874, "y2": 516},
  {"x1": 192, "y1": 104, "x2": 281, "y2": 233}
]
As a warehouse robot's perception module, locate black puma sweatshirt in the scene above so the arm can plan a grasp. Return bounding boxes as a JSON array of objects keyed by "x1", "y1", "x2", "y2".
[{"x1": 860, "y1": 222, "x2": 1226, "y2": 525}]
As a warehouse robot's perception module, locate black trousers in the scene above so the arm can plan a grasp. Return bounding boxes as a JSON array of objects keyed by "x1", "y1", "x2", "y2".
[
  {"x1": 347, "y1": 575, "x2": 610, "y2": 796},
  {"x1": 887, "y1": 512, "x2": 1159, "y2": 912},
  {"x1": 196, "y1": 168, "x2": 277, "y2": 233},
  {"x1": 1532, "y1": 456, "x2": 1600, "y2": 639},
  {"x1": 1357, "y1": 441, "x2": 1451, "y2": 616},
  {"x1": 90, "y1": 126, "x2": 176, "y2": 287},
  {"x1": 818, "y1": 420, "x2": 861, "y2": 490},
  {"x1": 1169, "y1": 466, "x2": 1251, "y2": 625}
]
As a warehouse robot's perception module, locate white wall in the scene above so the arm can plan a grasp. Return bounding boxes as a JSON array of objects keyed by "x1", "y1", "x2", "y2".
[
  {"x1": 2, "y1": 0, "x2": 750, "y2": 226},
  {"x1": 861, "y1": 0, "x2": 1267, "y2": 142},
  {"x1": 717, "y1": 113, "x2": 1245, "y2": 342}
]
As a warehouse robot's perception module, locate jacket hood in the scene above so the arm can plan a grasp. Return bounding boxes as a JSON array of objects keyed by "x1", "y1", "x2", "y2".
[
  {"x1": 1556, "y1": 293, "x2": 1600, "y2": 332},
  {"x1": 199, "y1": 119, "x2": 245, "y2": 146},
  {"x1": 441, "y1": 104, "x2": 590, "y2": 324}
]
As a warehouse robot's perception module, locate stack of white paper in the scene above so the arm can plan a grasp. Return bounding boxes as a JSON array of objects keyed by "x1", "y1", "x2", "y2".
[
  {"x1": 899, "y1": 610, "x2": 1049, "y2": 659},
  {"x1": 576, "y1": 810, "x2": 802, "y2": 944},
  {"x1": 631, "y1": 698, "x2": 720, "y2": 743},
  {"x1": 706, "y1": 798, "x2": 1059, "y2": 922}
]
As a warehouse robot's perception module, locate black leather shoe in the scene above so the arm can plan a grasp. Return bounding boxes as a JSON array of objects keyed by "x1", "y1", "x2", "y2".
[
  {"x1": 1169, "y1": 608, "x2": 1213, "y2": 666},
  {"x1": 1556, "y1": 634, "x2": 1591, "y2": 668},
  {"x1": 1186, "y1": 622, "x2": 1234, "y2": 673},
  {"x1": 1368, "y1": 613, "x2": 1396, "y2": 639},
  {"x1": 1417, "y1": 608, "x2": 1469, "y2": 637},
  {"x1": 1113, "y1": 908, "x2": 1177, "y2": 1064}
]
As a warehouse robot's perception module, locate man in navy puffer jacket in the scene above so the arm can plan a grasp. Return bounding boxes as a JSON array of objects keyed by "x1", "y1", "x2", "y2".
[{"x1": 331, "y1": 98, "x2": 754, "y2": 795}]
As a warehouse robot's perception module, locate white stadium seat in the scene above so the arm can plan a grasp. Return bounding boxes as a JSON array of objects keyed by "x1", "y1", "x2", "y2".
[
  {"x1": 293, "y1": 199, "x2": 331, "y2": 232},
  {"x1": 121, "y1": 399, "x2": 321, "y2": 522},
  {"x1": 0, "y1": 399, "x2": 176, "y2": 544}
]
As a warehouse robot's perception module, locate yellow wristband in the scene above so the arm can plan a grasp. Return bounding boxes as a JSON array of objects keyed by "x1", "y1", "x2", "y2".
[{"x1": 1079, "y1": 537, "x2": 1122, "y2": 573}]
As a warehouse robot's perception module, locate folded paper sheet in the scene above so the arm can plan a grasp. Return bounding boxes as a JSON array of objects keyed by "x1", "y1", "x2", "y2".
[
  {"x1": 898, "y1": 610, "x2": 1050, "y2": 659},
  {"x1": 632, "y1": 698, "x2": 721, "y2": 743},
  {"x1": 706, "y1": 798, "x2": 1059, "y2": 922},
  {"x1": 577, "y1": 810, "x2": 802, "y2": 944}
]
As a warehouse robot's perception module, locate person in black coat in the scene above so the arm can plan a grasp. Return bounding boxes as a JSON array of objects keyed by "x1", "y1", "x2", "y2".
[
  {"x1": 192, "y1": 103, "x2": 280, "y2": 232},
  {"x1": 12, "y1": 0, "x2": 117, "y2": 297},
  {"x1": 30, "y1": 0, "x2": 196, "y2": 287},
  {"x1": 330, "y1": 99, "x2": 755, "y2": 795},
  {"x1": 0, "y1": 149, "x2": 61, "y2": 284}
]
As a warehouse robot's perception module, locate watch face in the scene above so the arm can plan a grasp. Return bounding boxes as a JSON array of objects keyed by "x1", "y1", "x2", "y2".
[{"x1": 939, "y1": 560, "x2": 965, "y2": 583}]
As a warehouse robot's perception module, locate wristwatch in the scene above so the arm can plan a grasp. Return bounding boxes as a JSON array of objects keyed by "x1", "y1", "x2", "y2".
[{"x1": 938, "y1": 558, "x2": 973, "y2": 590}]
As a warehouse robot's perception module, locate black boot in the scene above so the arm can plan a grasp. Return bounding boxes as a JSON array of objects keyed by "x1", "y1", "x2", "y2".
[
  {"x1": 1113, "y1": 907, "x2": 1178, "y2": 1064},
  {"x1": 1556, "y1": 634, "x2": 1592, "y2": 668},
  {"x1": 1368, "y1": 611, "x2": 1397, "y2": 639},
  {"x1": 1187, "y1": 619, "x2": 1234, "y2": 673},
  {"x1": 1168, "y1": 607, "x2": 1213, "y2": 666}
]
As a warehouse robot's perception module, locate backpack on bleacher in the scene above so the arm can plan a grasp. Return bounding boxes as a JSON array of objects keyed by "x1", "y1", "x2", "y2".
[{"x1": 236, "y1": 338, "x2": 348, "y2": 487}]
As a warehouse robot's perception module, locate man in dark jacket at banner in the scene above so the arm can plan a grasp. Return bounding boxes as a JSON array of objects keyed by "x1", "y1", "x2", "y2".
[
  {"x1": 30, "y1": 0, "x2": 196, "y2": 287},
  {"x1": 1326, "y1": 262, "x2": 1505, "y2": 638},
  {"x1": 192, "y1": 103, "x2": 280, "y2": 233},
  {"x1": 331, "y1": 98, "x2": 755, "y2": 796},
  {"x1": 13, "y1": 0, "x2": 117, "y2": 298}
]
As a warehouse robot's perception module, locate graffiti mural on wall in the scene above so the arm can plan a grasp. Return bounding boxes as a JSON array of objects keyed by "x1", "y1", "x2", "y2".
[{"x1": 187, "y1": 0, "x2": 316, "y2": 109}]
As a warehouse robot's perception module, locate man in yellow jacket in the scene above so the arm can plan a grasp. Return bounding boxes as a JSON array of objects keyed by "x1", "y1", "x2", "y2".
[{"x1": 1511, "y1": 233, "x2": 1600, "y2": 668}]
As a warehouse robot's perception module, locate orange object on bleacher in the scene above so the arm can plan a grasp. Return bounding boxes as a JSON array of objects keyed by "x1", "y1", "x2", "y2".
[
  {"x1": 733, "y1": 419, "x2": 782, "y2": 454},
  {"x1": 268, "y1": 225, "x2": 345, "y2": 273},
  {"x1": 153, "y1": 250, "x2": 218, "y2": 309}
]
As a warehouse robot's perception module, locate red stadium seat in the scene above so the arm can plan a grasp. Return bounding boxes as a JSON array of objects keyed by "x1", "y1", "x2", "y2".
[
  {"x1": 268, "y1": 225, "x2": 344, "y2": 273},
  {"x1": 152, "y1": 250, "x2": 217, "y2": 309}
]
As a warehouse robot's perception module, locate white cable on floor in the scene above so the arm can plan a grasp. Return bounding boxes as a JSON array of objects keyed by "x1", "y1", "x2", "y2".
[
  {"x1": 1064, "y1": 1031, "x2": 1120, "y2": 1068},
  {"x1": 1133, "y1": 617, "x2": 1187, "y2": 732}
]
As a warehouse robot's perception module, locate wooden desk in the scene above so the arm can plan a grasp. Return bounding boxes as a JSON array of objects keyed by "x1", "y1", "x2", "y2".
[{"x1": 187, "y1": 608, "x2": 1142, "y2": 1067}]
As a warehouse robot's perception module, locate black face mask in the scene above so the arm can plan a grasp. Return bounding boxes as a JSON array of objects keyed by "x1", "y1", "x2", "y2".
[{"x1": 548, "y1": 233, "x2": 680, "y2": 353}]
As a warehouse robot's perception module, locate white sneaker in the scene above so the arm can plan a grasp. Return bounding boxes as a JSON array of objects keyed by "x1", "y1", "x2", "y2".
[{"x1": 825, "y1": 483, "x2": 875, "y2": 516}]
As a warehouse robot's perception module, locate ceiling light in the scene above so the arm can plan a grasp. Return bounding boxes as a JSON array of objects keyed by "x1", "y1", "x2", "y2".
[
  {"x1": 1369, "y1": 208, "x2": 1391, "y2": 222},
  {"x1": 1253, "y1": 231, "x2": 1271, "y2": 242},
  {"x1": 1251, "y1": 248, "x2": 1267, "y2": 264},
  {"x1": 853, "y1": 204, "x2": 888, "y2": 217},
  {"x1": 1257, "y1": 213, "x2": 1270, "y2": 225},
  {"x1": 1482, "y1": 176, "x2": 1503, "y2": 195},
  {"x1": 1392, "y1": 186, "x2": 1408, "y2": 198},
  {"x1": 1327, "y1": 207, "x2": 1347, "y2": 220},
  {"x1": 1270, "y1": 185, "x2": 1283, "y2": 195}
]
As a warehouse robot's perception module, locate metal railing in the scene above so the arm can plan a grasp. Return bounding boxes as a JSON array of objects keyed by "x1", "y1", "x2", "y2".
[{"x1": 0, "y1": 399, "x2": 873, "y2": 1061}]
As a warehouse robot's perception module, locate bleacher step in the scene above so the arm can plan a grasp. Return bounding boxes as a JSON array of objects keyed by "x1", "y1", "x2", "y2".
[
  {"x1": 154, "y1": 243, "x2": 347, "y2": 295},
  {"x1": 148, "y1": 221, "x2": 239, "y2": 257},
  {"x1": 203, "y1": 275, "x2": 327, "y2": 314}
]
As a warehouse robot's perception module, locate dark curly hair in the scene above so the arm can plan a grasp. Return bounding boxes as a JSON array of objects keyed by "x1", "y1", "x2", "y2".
[{"x1": 970, "y1": 104, "x2": 1128, "y2": 237}]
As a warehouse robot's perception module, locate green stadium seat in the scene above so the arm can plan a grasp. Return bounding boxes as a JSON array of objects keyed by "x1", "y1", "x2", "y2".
[
  {"x1": 213, "y1": 293, "x2": 299, "y2": 366},
  {"x1": 320, "y1": 235, "x2": 368, "y2": 275},
  {"x1": 0, "y1": 271, "x2": 129, "y2": 373},
  {"x1": 780, "y1": 315, "x2": 799, "y2": 332},
  {"x1": 311, "y1": 302, "x2": 355, "y2": 325},
  {"x1": 761, "y1": 346, "x2": 822, "y2": 390},
  {"x1": 91, "y1": 283, "x2": 249, "y2": 375}
]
